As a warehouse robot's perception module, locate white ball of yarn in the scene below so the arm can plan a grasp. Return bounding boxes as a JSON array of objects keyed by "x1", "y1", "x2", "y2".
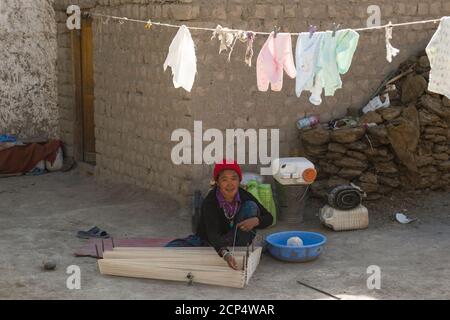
[{"x1": 287, "y1": 236, "x2": 303, "y2": 246}]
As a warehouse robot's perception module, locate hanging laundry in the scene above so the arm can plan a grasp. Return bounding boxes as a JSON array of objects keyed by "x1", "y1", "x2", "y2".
[
  {"x1": 256, "y1": 32, "x2": 296, "y2": 92},
  {"x1": 295, "y1": 31, "x2": 325, "y2": 98},
  {"x1": 211, "y1": 26, "x2": 256, "y2": 65},
  {"x1": 297, "y1": 29, "x2": 359, "y2": 105},
  {"x1": 385, "y1": 21, "x2": 400, "y2": 63},
  {"x1": 211, "y1": 25, "x2": 235, "y2": 55},
  {"x1": 244, "y1": 31, "x2": 256, "y2": 67},
  {"x1": 163, "y1": 25, "x2": 197, "y2": 92},
  {"x1": 230, "y1": 30, "x2": 256, "y2": 66},
  {"x1": 426, "y1": 17, "x2": 450, "y2": 99}
]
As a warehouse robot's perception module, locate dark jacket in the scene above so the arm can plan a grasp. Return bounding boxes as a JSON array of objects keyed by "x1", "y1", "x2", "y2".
[{"x1": 196, "y1": 186, "x2": 273, "y2": 254}]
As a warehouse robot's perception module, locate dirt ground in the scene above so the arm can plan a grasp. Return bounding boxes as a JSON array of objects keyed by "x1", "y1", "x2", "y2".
[{"x1": 0, "y1": 169, "x2": 449, "y2": 300}]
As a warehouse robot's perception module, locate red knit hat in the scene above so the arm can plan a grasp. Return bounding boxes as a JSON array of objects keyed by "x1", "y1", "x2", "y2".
[{"x1": 213, "y1": 159, "x2": 242, "y2": 181}]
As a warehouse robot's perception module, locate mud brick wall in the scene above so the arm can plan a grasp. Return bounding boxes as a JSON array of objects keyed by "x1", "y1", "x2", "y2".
[
  {"x1": 1, "y1": 0, "x2": 58, "y2": 138},
  {"x1": 53, "y1": 0, "x2": 450, "y2": 205}
]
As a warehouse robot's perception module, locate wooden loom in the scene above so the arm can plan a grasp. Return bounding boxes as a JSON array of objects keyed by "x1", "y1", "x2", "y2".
[{"x1": 98, "y1": 246, "x2": 262, "y2": 288}]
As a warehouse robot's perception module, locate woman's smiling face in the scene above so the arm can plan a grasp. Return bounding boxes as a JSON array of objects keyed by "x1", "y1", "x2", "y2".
[{"x1": 217, "y1": 170, "x2": 240, "y2": 201}]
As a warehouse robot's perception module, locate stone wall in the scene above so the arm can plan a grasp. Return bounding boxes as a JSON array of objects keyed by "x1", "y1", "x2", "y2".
[
  {"x1": 53, "y1": 0, "x2": 450, "y2": 205},
  {"x1": 0, "y1": 0, "x2": 58, "y2": 138},
  {"x1": 300, "y1": 52, "x2": 450, "y2": 200}
]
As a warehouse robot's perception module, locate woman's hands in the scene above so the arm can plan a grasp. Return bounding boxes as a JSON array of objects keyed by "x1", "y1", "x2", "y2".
[
  {"x1": 223, "y1": 252, "x2": 239, "y2": 270},
  {"x1": 236, "y1": 217, "x2": 260, "y2": 232}
]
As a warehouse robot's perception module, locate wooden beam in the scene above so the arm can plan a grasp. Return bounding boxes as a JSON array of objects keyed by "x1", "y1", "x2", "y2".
[{"x1": 98, "y1": 259, "x2": 246, "y2": 288}]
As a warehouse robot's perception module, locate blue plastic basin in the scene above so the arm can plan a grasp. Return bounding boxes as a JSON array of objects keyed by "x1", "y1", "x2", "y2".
[{"x1": 265, "y1": 231, "x2": 327, "y2": 262}]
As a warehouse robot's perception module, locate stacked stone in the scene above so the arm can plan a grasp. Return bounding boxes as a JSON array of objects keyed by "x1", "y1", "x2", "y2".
[{"x1": 300, "y1": 54, "x2": 450, "y2": 200}]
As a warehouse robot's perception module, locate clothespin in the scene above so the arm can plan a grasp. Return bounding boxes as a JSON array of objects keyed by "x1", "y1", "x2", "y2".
[
  {"x1": 309, "y1": 25, "x2": 317, "y2": 38},
  {"x1": 332, "y1": 22, "x2": 341, "y2": 37},
  {"x1": 273, "y1": 26, "x2": 281, "y2": 38},
  {"x1": 144, "y1": 19, "x2": 152, "y2": 30},
  {"x1": 102, "y1": 16, "x2": 110, "y2": 25}
]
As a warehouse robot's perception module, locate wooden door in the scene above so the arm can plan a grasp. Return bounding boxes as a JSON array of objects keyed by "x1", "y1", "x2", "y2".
[{"x1": 71, "y1": 16, "x2": 95, "y2": 165}]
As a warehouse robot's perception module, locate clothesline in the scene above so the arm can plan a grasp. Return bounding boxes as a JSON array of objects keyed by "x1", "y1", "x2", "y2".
[
  {"x1": 85, "y1": 11, "x2": 442, "y2": 34},
  {"x1": 80, "y1": 11, "x2": 449, "y2": 104}
]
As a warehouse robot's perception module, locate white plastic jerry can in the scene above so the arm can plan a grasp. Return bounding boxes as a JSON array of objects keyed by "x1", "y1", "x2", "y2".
[{"x1": 271, "y1": 157, "x2": 317, "y2": 185}]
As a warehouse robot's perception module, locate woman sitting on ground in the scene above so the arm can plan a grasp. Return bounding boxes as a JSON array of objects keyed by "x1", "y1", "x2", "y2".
[{"x1": 166, "y1": 159, "x2": 273, "y2": 270}]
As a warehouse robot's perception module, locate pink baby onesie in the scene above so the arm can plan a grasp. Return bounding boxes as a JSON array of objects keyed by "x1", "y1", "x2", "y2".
[{"x1": 256, "y1": 32, "x2": 296, "y2": 92}]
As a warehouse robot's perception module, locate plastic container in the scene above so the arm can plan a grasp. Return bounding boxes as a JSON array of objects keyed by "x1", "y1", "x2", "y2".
[
  {"x1": 271, "y1": 157, "x2": 317, "y2": 186},
  {"x1": 296, "y1": 115, "x2": 320, "y2": 130},
  {"x1": 265, "y1": 231, "x2": 327, "y2": 262},
  {"x1": 319, "y1": 204, "x2": 369, "y2": 231}
]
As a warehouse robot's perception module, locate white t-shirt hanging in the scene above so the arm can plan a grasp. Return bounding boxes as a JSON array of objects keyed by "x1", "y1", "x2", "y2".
[
  {"x1": 426, "y1": 17, "x2": 450, "y2": 99},
  {"x1": 163, "y1": 25, "x2": 197, "y2": 92}
]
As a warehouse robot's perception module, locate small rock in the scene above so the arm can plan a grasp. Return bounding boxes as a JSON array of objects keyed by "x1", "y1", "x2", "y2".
[
  {"x1": 359, "y1": 111, "x2": 383, "y2": 125},
  {"x1": 420, "y1": 95, "x2": 449, "y2": 118},
  {"x1": 301, "y1": 126, "x2": 330, "y2": 146},
  {"x1": 345, "y1": 141, "x2": 368, "y2": 151},
  {"x1": 365, "y1": 193, "x2": 382, "y2": 201},
  {"x1": 338, "y1": 168, "x2": 363, "y2": 179},
  {"x1": 433, "y1": 153, "x2": 449, "y2": 161},
  {"x1": 443, "y1": 97, "x2": 450, "y2": 108},
  {"x1": 327, "y1": 176, "x2": 350, "y2": 188},
  {"x1": 416, "y1": 155, "x2": 434, "y2": 167},
  {"x1": 369, "y1": 153, "x2": 395, "y2": 163},
  {"x1": 420, "y1": 165, "x2": 438, "y2": 174},
  {"x1": 325, "y1": 152, "x2": 344, "y2": 160},
  {"x1": 304, "y1": 143, "x2": 328, "y2": 156},
  {"x1": 346, "y1": 150, "x2": 367, "y2": 161},
  {"x1": 368, "y1": 125, "x2": 390, "y2": 144},
  {"x1": 357, "y1": 182, "x2": 379, "y2": 193},
  {"x1": 378, "y1": 185, "x2": 393, "y2": 194},
  {"x1": 334, "y1": 157, "x2": 368, "y2": 170},
  {"x1": 401, "y1": 74, "x2": 427, "y2": 104},
  {"x1": 433, "y1": 144, "x2": 449, "y2": 153},
  {"x1": 42, "y1": 260, "x2": 56, "y2": 271},
  {"x1": 378, "y1": 175, "x2": 401, "y2": 188},
  {"x1": 418, "y1": 55, "x2": 430, "y2": 68},
  {"x1": 319, "y1": 161, "x2": 340, "y2": 175},
  {"x1": 377, "y1": 107, "x2": 402, "y2": 121},
  {"x1": 418, "y1": 109, "x2": 442, "y2": 127},
  {"x1": 328, "y1": 143, "x2": 347, "y2": 154},
  {"x1": 375, "y1": 161, "x2": 398, "y2": 174},
  {"x1": 433, "y1": 135, "x2": 447, "y2": 143},
  {"x1": 359, "y1": 172, "x2": 378, "y2": 184},
  {"x1": 330, "y1": 127, "x2": 366, "y2": 144},
  {"x1": 424, "y1": 126, "x2": 448, "y2": 136}
]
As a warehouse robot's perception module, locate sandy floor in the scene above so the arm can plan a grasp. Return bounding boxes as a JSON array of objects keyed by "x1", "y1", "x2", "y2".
[{"x1": 0, "y1": 170, "x2": 449, "y2": 299}]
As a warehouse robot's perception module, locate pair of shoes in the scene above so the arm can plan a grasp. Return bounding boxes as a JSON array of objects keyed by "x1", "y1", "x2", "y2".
[{"x1": 77, "y1": 226, "x2": 110, "y2": 239}]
